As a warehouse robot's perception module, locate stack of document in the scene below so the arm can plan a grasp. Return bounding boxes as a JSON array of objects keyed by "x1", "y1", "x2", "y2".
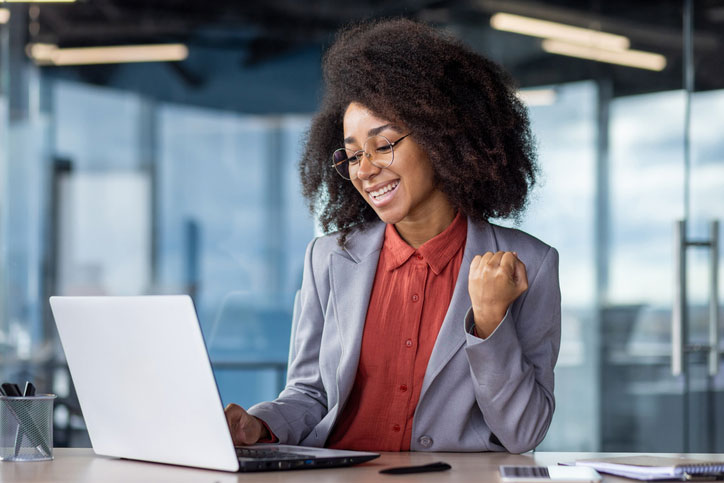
[{"x1": 574, "y1": 456, "x2": 724, "y2": 481}]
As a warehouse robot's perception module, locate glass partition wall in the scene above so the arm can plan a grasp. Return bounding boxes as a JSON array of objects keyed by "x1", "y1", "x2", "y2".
[
  {"x1": 479, "y1": 0, "x2": 723, "y2": 452},
  {"x1": 0, "y1": 1, "x2": 722, "y2": 451}
]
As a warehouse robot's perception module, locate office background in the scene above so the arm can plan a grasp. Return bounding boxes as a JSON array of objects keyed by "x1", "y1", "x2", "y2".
[{"x1": 0, "y1": 0, "x2": 722, "y2": 453}]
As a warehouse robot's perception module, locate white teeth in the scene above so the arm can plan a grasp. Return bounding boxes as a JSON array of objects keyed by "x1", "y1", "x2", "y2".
[{"x1": 370, "y1": 181, "x2": 399, "y2": 198}]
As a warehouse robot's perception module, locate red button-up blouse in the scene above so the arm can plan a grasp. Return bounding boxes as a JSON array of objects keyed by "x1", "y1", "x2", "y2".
[{"x1": 326, "y1": 212, "x2": 467, "y2": 451}]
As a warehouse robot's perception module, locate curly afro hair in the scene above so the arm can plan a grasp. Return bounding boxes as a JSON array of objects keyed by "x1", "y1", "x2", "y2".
[{"x1": 299, "y1": 18, "x2": 538, "y2": 246}]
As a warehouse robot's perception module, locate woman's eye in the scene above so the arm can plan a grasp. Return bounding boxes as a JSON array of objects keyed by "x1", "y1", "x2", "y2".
[{"x1": 375, "y1": 145, "x2": 392, "y2": 153}]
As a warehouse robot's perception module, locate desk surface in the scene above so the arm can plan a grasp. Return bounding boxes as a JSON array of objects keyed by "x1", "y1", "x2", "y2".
[{"x1": 2, "y1": 449, "x2": 724, "y2": 482}]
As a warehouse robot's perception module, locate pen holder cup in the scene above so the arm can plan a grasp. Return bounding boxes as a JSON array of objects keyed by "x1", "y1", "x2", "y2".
[{"x1": 0, "y1": 394, "x2": 56, "y2": 461}]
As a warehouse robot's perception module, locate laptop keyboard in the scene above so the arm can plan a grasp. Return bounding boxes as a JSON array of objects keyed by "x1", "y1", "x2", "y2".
[{"x1": 236, "y1": 447, "x2": 315, "y2": 461}]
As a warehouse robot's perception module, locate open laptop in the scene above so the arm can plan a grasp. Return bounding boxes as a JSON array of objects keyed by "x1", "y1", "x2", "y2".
[{"x1": 49, "y1": 295, "x2": 379, "y2": 472}]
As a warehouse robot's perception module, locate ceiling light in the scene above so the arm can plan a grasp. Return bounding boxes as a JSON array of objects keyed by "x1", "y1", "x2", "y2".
[
  {"x1": 27, "y1": 42, "x2": 56, "y2": 61},
  {"x1": 4, "y1": 0, "x2": 76, "y2": 3},
  {"x1": 490, "y1": 12, "x2": 630, "y2": 51},
  {"x1": 28, "y1": 43, "x2": 189, "y2": 66},
  {"x1": 0, "y1": 8, "x2": 10, "y2": 23},
  {"x1": 541, "y1": 39, "x2": 667, "y2": 71},
  {"x1": 517, "y1": 89, "x2": 557, "y2": 106}
]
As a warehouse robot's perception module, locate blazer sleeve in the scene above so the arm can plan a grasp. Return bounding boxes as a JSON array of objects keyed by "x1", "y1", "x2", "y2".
[
  {"x1": 247, "y1": 237, "x2": 330, "y2": 444},
  {"x1": 463, "y1": 246, "x2": 561, "y2": 453}
]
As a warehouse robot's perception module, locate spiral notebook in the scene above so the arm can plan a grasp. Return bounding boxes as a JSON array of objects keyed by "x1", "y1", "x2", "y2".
[{"x1": 573, "y1": 456, "x2": 724, "y2": 481}]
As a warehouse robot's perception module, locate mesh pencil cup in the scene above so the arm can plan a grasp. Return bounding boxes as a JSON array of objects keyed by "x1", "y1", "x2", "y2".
[{"x1": 0, "y1": 394, "x2": 56, "y2": 461}]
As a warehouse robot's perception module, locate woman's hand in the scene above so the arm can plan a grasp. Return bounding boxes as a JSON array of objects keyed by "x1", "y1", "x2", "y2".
[
  {"x1": 224, "y1": 403, "x2": 270, "y2": 445},
  {"x1": 468, "y1": 251, "x2": 528, "y2": 339}
]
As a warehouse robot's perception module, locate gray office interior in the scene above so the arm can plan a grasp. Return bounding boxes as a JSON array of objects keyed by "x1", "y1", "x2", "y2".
[{"x1": 0, "y1": 1, "x2": 722, "y2": 453}]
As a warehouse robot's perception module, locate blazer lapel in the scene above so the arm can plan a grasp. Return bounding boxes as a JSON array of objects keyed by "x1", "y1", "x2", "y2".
[
  {"x1": 418, "y1": 218, "x2": 498, "y2": 400},
  {"x1": 328, "y1": 222, "x2": 385, "y2": 413}
]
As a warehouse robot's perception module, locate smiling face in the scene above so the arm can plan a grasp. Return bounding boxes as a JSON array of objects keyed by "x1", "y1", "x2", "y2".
[{"x1": 343, "y1": 102, "x2": 453, "y2": 231}]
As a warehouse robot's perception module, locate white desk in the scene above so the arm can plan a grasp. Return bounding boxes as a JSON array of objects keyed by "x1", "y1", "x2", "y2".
[{"x1": 2, "y1": 449, "x2": 723, "y2": 482}]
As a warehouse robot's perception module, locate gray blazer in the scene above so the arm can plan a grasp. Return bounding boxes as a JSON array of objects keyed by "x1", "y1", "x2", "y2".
[{"x1": 249, "y1": 217, "x2": 561, "y2": 453}]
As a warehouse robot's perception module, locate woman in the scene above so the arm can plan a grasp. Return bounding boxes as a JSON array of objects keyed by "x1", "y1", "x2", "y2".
[{"x1": 225, "y1": 18, "x2": 561, "y2": 453}]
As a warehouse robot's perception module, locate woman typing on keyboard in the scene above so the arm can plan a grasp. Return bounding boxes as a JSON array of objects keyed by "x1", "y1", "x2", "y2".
[{"x1": 225, "y1": 18, "x2": 561, "y2": 454}]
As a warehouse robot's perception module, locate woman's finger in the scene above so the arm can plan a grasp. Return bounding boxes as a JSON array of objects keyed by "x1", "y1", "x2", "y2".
[
  {"x1": 471, "y1": 252, "x2": 493, "y2": 274},
  {"x1": 500, "y1": 252, "x2": 518, "y2": 276},
  {"x1": 487, "y1": 251, "x2": 505, "y2": 268},
  {"x1": 514, "y1": 257, "x2": 529, "y2": 289}
]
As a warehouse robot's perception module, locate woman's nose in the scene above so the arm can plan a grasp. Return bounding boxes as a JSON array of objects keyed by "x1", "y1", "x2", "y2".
[{"x1": 355, "y1": 152, "x2": 380, "y2": 180}]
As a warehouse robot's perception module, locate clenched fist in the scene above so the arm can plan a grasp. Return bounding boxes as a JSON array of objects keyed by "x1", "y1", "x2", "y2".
[
  {"x1": 468, "y1": 251, "x2": 528, "y2": 339},
  {"x1": 224, "y1": 403, "x2": 270, "y2": 446}
]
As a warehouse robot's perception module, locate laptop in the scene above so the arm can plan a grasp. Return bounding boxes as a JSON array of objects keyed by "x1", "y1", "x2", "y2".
[{"x1": 49, "y1": 295, "x2": 379, "y2": 472}]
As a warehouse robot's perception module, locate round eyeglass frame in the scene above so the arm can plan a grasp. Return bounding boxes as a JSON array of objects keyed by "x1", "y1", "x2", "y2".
[{"x1": 331, "y1": 133, "x2": 411, "y2": 180}]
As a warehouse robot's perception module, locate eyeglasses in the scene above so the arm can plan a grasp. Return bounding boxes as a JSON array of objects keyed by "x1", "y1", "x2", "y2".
[{"x1": 331, "y1": 133, "x2": 411, "y2": 180}]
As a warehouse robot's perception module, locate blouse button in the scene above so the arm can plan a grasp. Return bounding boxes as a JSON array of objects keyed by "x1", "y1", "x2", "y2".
[
  {"x1": 411, "y1": 294, "x2": 419, "y2": 302},
  {"x1": 419, "y1": 435, "x2": 433, "y2": 448},
  {"x1": 393, "y1": 424, "x2": 401, "y2": 432},
  {"x1": 405, "y1": 339, "x2": 413, "y2": 348},
  {"x1": 416, "y1": 254, "x2": 423, "y2": 260},
  {"x1": 399, "y1": 384, "x2": 408, "y2": 392}
]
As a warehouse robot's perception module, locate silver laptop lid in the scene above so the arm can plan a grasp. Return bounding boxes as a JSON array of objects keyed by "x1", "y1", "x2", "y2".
[{"x1": 50, "y1": 295, "x2": 240, "y2": 472}]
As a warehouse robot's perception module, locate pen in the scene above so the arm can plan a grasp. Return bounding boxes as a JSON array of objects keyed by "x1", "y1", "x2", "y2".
[
  {"x1": 13, "y1": 382, "x2": 37, "y2": 456},
  {"x1": 379, "y1": 461, "x2": 452, "y2": 474},
  {"x1": 1, "y1": 383, "x2": 22, "y2": 397},
  {"x1": 23, "y1": 382, "x2": 37, "y2": 397}
]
